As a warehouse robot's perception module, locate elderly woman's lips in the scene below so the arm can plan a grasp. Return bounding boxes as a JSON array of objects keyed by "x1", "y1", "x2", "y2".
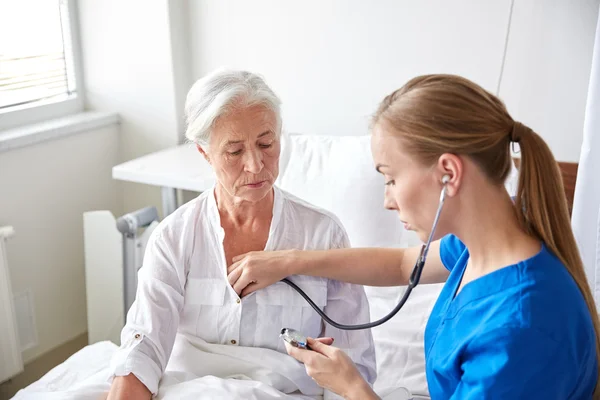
[{"x1": 246, "y1": 181, "x2": 266, "y2": 188}]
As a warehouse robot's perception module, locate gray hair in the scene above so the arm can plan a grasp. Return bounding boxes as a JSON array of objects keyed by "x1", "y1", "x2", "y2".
[{"x1": 184, "y1": 68, "x2": 282, "y2": 147}]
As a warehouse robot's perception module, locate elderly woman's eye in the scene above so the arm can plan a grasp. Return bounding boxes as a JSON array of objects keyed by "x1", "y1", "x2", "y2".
[
  {"x1": 259, "y1": 142, "x2": 273, "y2": 149},
  {"x1": 228, "y1": 149, "x2": 242, "y2": 156}
]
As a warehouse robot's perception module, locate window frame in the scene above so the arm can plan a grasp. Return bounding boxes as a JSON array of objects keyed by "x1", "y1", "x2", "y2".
[{"x1": 0, "y1": 0, "x2": 85, "y2": 132}]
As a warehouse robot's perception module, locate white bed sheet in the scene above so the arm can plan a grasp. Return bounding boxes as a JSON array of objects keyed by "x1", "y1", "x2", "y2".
[
  {"x1": 12, "y1": 341, "x2": 116, "y2": 400},
  {"x1": 12, "y1": 334, "x2": 416, "y2": 400}
]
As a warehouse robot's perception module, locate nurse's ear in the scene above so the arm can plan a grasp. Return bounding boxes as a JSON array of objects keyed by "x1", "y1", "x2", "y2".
[{"x1": 436, "y1": 153, "x2": 462, "y2": 197}]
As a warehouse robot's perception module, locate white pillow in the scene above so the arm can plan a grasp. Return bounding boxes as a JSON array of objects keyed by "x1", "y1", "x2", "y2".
[
  {"x1": 367, "y1": 284, "x2": 442, "y2": 398},
  {"x1": 277, "y1": 132, "x2": 405, "y2": 248},
  {"x1": 276, "y1": 132, "x2": 520, "y2": 398}
]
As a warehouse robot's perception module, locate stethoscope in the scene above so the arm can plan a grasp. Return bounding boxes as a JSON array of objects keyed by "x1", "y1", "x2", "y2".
[{"x1": 280, "y1": 175, "x2": 449, "y2": 344}]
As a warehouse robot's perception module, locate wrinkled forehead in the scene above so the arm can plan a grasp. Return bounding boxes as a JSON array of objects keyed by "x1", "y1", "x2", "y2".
[{"x1": 211, "y1": 104, "x2": 278, "y2": 145}]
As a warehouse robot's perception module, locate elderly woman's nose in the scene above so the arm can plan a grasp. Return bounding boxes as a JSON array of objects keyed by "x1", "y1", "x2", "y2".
[{"x1": 244, "y1": 149, "x2": 264, "y2": 173}]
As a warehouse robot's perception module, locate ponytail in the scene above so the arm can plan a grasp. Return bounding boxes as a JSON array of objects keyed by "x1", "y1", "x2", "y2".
[{"x1": 514, "y1": 122, "x2": 600, "y2": 398}]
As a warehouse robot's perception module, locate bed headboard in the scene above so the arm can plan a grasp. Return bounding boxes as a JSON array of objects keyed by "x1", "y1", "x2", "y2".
[{"x1": 512, "y1": 158, "x2": 579, "y2": 217}]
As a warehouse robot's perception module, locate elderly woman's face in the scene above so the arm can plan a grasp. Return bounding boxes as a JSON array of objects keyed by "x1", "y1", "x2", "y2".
[{"x1": 202, "y1": 104, "x2": 280, "y2": 203}]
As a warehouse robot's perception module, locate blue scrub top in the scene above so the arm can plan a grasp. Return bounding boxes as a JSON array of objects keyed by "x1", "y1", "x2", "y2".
[{"x1": 424, "y1": 234, "x2": 598, "y2": 399}]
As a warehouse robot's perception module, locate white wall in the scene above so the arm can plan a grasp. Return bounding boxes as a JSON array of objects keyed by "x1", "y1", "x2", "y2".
[
  {"x1": 190, "y1": 0, "x2": 510, "y2": 137},
  {"x1": 167, "y1": 0, "x2": 194, "y2": 143},
  {"x1": 499, "y1": 0, "x2": 600, "y2": 162},
  {"x1": 189, "y1": 0, "x2": 599, "y2": 162},
  {"x1": 0, "y1": 124, "x2": 121, "y2": 363},
  {"x1": 77, "y1": 0, "x2": 188, "y2": 216}
]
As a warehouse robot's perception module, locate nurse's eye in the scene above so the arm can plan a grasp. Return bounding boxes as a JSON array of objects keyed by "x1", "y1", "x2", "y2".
[{"x1": 385, "y1": 180, "x2": 395, "y2": 186}]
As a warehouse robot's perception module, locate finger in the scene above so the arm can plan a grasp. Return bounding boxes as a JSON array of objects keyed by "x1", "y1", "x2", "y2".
[
  {"x1": 227, "y1": 259, "x2": 242, "y2": 275},
  {"x1": 284, "y1": 342, "x2": 315, "y2": 365},
  {"x1": 232, "y1": 273, "x2": 253, "y2": 296},
  {"x1": 240, "y1": 282, "x2": 261, "y2": 297},
  {"x1": 306, "y1": 337, "x2": 336, "y2": 357},
  {"x1": 227, "y1": 265, "x2": 243, "y2": 287},
  {"x1": 313, "y1": 337, "x2": 334, "y2": 346},
  {"x1": 232, "y1": 252, "x2": 252, "y2": 263}
]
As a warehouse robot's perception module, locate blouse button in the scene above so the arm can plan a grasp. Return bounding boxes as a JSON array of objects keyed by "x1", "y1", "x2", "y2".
[
  {"x1": 230, "y1": 339, "x2": 237, "y2": 345},
  {"x1": 236, "y1": 299, "x2": 241, "y2": 304},
  {"x1": 134, "y1": 333, "x2": 141, "y2": 339}
]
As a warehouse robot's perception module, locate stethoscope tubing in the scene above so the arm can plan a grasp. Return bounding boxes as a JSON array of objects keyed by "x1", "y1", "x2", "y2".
[{"x1": 281, "y1": 183, "x2": 448, "y2": 330}]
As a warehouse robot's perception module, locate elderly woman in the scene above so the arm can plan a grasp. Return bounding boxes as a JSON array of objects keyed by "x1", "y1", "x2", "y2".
[{"x1": 106, "y1": 69, "x2": 376, "y2": 399}]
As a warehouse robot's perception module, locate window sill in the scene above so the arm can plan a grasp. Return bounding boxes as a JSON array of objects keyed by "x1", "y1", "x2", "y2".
[{"x1": 0, "y1": 111, "x2": 120, "y2": 153}]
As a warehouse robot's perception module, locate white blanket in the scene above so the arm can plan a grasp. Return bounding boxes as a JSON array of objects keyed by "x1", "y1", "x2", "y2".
[{"x1": 13, "y1": 334, "x2": 412, "y2": 400}]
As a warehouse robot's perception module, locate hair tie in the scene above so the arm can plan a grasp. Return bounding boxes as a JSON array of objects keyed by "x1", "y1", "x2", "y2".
[{"x1": 511, "y1": 121, "x2": 527, "y2": 143}]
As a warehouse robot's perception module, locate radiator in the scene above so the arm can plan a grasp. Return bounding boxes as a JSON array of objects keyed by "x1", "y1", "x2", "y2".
[
  {"x1": 0, "y1": 226, "x2": 24, "y2": 383},
  {"x1": 83, "y1": 207, "x2": 159, "y2": 346}
]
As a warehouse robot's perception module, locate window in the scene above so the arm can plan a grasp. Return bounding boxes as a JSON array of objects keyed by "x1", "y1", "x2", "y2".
[{"x1": 0, "y1": 0, "x2": 83, "y2": 131}]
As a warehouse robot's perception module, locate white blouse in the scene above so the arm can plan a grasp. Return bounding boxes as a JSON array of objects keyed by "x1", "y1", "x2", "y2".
[{"x1": 109, "y1": 185, "x2": 377, "y2": 397}]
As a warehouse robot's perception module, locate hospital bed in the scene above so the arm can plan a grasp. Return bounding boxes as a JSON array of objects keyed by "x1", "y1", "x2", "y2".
[{"x1": 14, "y1": 132, "x2": 578, "y2": 400}]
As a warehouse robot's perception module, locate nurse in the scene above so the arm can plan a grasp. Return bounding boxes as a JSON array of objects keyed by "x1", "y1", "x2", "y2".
[{"x1": 227, "y1": 74, "x2": 600, "y2": 399}]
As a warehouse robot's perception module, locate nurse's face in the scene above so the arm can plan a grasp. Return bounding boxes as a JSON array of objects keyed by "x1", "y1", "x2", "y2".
[{"x1": 371, "y1": 122, "x2": 449, "y2": 243}]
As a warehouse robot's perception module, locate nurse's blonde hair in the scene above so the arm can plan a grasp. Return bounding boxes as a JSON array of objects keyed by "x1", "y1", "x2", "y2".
[{"x1": 373, "y1": 74, "x2": 600, "y2": 397}]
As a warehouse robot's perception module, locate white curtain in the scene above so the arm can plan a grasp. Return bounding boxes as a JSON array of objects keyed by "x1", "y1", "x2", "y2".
[{"x1": 572, "y1": 9, "x2": 600, "y2": 308}]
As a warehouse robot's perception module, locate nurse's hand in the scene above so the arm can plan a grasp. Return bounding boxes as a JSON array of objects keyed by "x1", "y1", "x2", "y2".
[
  {"x1": 285, "y1": 337, "x2": 379, "y2": 400},
  {"x1": 227, "y1": 249, "x2": 298, "y2": 296}
]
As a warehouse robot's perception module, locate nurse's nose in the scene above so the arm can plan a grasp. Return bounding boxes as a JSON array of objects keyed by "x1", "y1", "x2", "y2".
[{"x1": 383, "y1": 186, "x2": 397, "y2": 211}]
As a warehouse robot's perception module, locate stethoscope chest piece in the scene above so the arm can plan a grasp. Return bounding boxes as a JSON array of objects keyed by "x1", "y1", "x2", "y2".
[{"x1": 280, "y1": 328, "x2": 309, "y2": 349}]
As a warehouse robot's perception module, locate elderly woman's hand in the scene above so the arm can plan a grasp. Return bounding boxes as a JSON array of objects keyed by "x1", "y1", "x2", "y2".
[
  {"x1": 285, "y1": 337, "x2": 379, "y2": 400},
  {"x1": 227, "y1": 249, "x2": 299, "y2": 296}
]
